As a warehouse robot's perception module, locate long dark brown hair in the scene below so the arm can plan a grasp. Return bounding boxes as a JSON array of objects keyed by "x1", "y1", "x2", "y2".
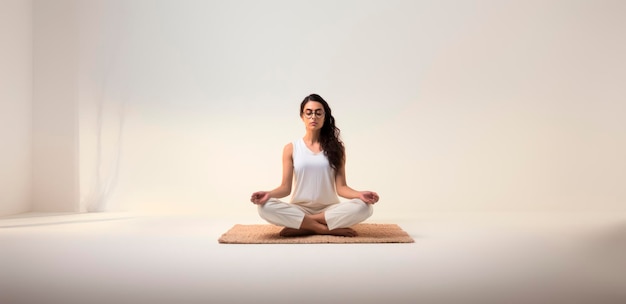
[{"x1": 300, "y1": 94, "x2": 345, "y2": 171}]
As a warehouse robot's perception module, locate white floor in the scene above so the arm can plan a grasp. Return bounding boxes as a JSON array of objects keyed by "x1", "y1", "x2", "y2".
[{"x1": 1, "y1": 212, "x2": 625, "y2": 304}]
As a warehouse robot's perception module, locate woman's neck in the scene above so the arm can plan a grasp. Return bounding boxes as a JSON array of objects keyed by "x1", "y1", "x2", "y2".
[{"x1": 303, "y1": 130, "x2": 321, "y2": 144}]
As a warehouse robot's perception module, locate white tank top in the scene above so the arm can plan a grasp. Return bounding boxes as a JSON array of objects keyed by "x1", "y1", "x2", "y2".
[{"x1": 290, "y1": 138, "x2": 340, "y2": 210}]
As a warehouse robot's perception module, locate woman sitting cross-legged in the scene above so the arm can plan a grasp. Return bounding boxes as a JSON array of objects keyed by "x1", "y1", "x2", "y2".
[{"x1": 250, "y1": 93, "x2": 379, "y2": 237}]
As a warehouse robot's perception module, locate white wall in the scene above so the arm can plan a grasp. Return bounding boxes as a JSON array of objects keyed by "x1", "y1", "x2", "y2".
[
  {"x1": 47, "y1": 0, "x2": 626, "y2": 217},
  {"x1": 0, "y1": 0, "x2": 33, "y2": 216},
  {"x1": 31, "y1": 0, "x2": 79, "y2": 212}
]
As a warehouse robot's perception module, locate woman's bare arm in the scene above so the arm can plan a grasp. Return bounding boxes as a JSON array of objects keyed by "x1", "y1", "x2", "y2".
[
  {"x1": 335, "y1": 154, "x2": 379, "y2": 204},
  {"x1": 251, "y1": 143, "x2": 294, "y2": 204}
]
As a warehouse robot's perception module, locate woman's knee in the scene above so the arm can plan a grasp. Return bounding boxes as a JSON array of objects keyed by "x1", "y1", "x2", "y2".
[
  {"x1": 257, "y1": 201, "x2": 276, "y2": 219},
  {"x1": 353, "y1": 199, "x2": 374, "y2": 218}
]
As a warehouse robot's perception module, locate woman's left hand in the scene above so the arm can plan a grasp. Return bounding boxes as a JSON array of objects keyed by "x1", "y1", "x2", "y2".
[{"x1": 359, "y1": 191, "x2": 379, "y2": 204}]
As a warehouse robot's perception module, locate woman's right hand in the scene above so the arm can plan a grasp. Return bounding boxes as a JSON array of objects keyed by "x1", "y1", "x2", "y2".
[{"x1": 250, "y1": 191, "x2": 270, "y2": 205}]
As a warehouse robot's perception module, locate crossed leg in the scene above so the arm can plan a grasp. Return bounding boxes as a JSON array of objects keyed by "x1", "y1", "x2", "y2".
[
  {"x1": 258, "y1": 199, "x2": 371, "y2": 238},
  {"x1": 279, "y1": 212, "x2": 358, "y2": 237}
]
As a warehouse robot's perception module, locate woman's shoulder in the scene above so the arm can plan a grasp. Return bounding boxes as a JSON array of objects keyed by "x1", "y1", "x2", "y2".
[
  {"x1": 283, "y1": 142, "x2": 294, "y2": 153},
  {"x1": 287, "y1": 138, "x2": 303, "y2": 149},
  {"x1": 281, "y1": 142, "x2": 294, "y2": 161}
]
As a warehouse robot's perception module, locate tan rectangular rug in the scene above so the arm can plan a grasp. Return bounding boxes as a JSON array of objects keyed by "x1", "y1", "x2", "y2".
[{"x1": 218, "y1": 223, "x2": 414, "y2": 244}]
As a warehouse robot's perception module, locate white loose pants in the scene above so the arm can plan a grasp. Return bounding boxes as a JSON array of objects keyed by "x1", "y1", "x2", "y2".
[{"x1": 258, "y1": 198, "x2": 373, "y2": 230}]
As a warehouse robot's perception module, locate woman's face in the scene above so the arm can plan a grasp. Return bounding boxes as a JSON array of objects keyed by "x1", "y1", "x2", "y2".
[{"x1": 301, "y1": 101, "x2": 325, "y2": 131}]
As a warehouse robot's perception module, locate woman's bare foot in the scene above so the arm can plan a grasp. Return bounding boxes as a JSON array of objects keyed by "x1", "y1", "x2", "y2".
[
  {"x1": 279, "y1": 226, "x2": 358, "y2": 237},
  {"x1": 328, "y1": 227, "x2": 358, "y2": 237},
  {"x1": 309, "y1": 212, "x2": 327, "y2": 225},
  {"x1": 279, "y1": 227, "x2": 314, "y2": 237},
  {"x1": 282, "y1": 215, "x2": 359, "y2": 237}
]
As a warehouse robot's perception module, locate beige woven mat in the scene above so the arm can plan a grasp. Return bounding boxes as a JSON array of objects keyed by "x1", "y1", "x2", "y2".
[{"x1": 218, "y1": 223, "x2": 414, "y2": 244}]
